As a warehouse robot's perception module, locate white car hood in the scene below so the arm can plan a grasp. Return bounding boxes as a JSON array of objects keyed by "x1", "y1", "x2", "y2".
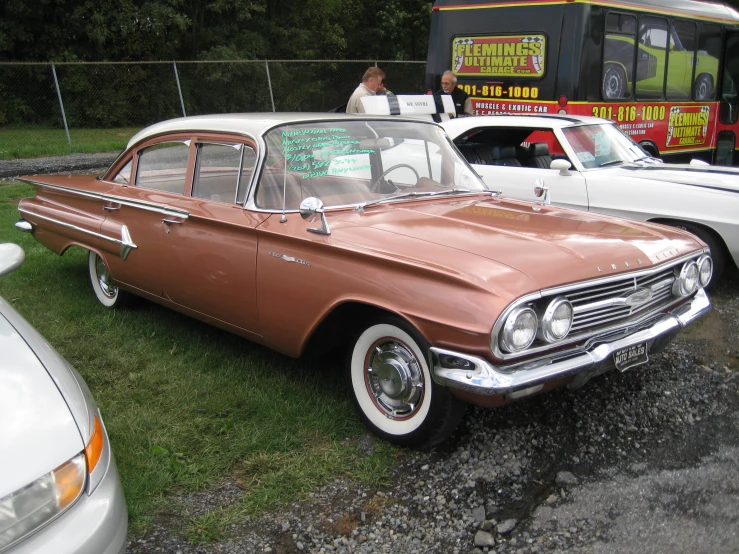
[
  {"x1": 618, "y1": 163, "x2": 739, "y2": 193},
  {"x1": 0, "y1": 313, "x2": 84, "y2": 499}
]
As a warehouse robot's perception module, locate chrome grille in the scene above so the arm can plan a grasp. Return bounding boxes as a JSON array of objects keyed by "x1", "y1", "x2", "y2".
[{"x1": 566, "y1": 266, "x2": 676, "y2": 334}]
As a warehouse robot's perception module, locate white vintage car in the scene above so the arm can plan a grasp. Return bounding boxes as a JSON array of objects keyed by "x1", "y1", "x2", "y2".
[{"x1": 441, "y1": 115, "x2": 738, "y2": 285}]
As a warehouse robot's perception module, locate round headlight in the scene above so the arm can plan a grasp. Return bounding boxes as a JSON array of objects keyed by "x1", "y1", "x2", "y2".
[
  {"x1": 500, "y1": 306, "x2": 538, "y2": 352},
  {"x1": 538, "y1": 297, "x2": 573, "y2": 342},
  {"x1": 697, "y1": 255, "x2": 713, "y2": 288},
  {"x1": 672, "y1": 261, "x2": 699, "y2": 296}
]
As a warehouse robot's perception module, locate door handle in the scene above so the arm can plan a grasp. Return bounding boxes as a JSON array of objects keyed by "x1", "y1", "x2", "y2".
[
  {"x1": 103, "y1": 204, "x2": 121, "y2": 211},
  {"x1": 162, "y1": 219, "x2": 183, "y2": 225}
]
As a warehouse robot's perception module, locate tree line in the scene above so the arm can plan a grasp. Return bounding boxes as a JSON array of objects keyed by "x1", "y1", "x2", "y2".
[
  {"x1": 0, "y1": 0, "x2": 435, "y2": 62},
  {"x1": 4, "y1": 1, "x2": 739, "y2": 64}
]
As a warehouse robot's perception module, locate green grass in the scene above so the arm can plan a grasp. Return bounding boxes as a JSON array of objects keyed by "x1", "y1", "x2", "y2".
[
  {"x1": 0, "y1": 181, "x2": 399, "y2": 539},
  {"x1": 0, "y1": 126, "x2": 140, "y2": 159}
]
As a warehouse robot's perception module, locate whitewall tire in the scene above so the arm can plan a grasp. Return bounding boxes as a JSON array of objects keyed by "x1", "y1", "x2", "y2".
[
  {"x1": 88, "y1": 251, "x2": 128, "y2": 308},
  {"x1": 348, "y1": 317, "x2": 466, "y2": 448}
]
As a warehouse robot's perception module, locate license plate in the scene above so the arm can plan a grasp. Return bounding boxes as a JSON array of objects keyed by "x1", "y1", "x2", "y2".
[{"x1": 613, "y1": 342, "x2": 648, "y2": 372}]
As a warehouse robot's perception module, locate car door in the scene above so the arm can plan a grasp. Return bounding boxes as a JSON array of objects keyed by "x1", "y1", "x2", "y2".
[
  {"x1": 474, "y1": 164, "x2": 589, "y2": 209},
  {"x1": 100, "y1": 139, "x2": 194, "y2": 297},
  {"x1": 157, "y1": 138, "x2": 267, "y2": 334},
  {"x1": 466, "y1": 129, "x2": 589, "y2": 210}
]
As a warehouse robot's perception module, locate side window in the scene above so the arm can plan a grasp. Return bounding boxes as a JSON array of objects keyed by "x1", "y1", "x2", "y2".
[
  {"x1": 720, "y1": 33, "x2": 739, "y2": 125},
  {"x1": 379, "y1": 139, "x2": 440, "y2": 184},
  {"x1": 521, "y1": 130, "x2": 565, "y2": 168},
  {"x1": 694, "y1": 24, "x2": 721, "y2": 101},
  {"x1": 603, "y1": 12, "x2": 637, "y2": 100},
  {"x1": 636, "y1": 16, "x2": 668, "y2": 100},
  {"x1": 136, "y1": 141, "x2": 190, "y2": 194},
  {"x1": 666, "y1": 21, "x2": 696, "y2": 100},
  {"x1": 112, "y1": 160, "x2": 132, "y2": 184},
  {"x1": 193, "y1": 143, "x2": 251, "y2": 204}
]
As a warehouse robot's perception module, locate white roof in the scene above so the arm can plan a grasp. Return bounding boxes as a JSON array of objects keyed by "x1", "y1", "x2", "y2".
[
  {"x1": 441, "y1": 114, "x2": 608, "y2": 136},
  {"x1": 126, "y1": 112, "x2": 431, "y2": 149}
]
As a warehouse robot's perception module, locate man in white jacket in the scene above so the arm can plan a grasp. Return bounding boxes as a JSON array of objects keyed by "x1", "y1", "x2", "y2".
[{"x1": 346, "y1": 67, "x2": 386, "y2": 114}]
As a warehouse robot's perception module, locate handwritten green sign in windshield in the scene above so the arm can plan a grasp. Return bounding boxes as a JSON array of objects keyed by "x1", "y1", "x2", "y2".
[{"x1": 280, "y1": 127, "x2": 375, "y2": 179}]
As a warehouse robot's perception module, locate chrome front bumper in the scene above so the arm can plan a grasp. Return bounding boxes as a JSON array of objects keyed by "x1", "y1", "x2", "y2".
[{"x1": 429, "y1": 289, "x2": 710, "y2": 398}]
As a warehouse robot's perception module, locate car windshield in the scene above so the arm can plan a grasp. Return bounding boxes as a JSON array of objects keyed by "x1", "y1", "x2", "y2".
[
  {"x1": 561, "y1": 123, "x2": 650, "y2": 169},
  {"x1": 256, "y1": 120, "x2": 486, "y2": 210}
]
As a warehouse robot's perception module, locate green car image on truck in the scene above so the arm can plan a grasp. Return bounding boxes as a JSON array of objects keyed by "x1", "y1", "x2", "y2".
[{"x1": 603, "y1": 15, "x2": 718, "y2": 101}]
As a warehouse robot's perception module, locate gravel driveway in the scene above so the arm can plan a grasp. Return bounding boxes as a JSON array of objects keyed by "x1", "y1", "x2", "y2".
[
  {"x1": 4, "y1": 155, "x2": 738, "y2": 554},
  {"x1": 127, "y1": 274, "x2": 739, "y2": 554}
]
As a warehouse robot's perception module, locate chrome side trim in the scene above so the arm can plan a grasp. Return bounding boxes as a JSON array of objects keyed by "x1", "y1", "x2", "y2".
[
  {"x1": 431, "y1": 289, "x2": 710, "y2": 396},
  {"x1": 18, "y1": 208, "x2": 138, "y2": 260},
  {"x1": 18, "y1": 179, "x2": 190, "y2": 219}
]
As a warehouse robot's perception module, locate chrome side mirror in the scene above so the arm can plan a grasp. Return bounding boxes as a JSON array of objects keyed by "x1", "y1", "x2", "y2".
[
  {"x1": 533, "y1": 178, "x2": 551, "y2": 206},
  {"x1": 0, "y1": 243, "x2": 25, "y2": 277},
  {"x1": 299, "y1": 197, "x2": 331, "y2": 235},
  {"x1": 550, "y1": 158, "x2": 572, "y2": 176}
]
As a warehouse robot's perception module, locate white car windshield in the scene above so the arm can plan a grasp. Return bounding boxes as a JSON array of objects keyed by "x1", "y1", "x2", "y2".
[
  {"x1": 257, "y1": 120, "x2": 486, "y2": 210},
  {"x1": 561, "y1": 123, "x2": 650, "y2": 169}
]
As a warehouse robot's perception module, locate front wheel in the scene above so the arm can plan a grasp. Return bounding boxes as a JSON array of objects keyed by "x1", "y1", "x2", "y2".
[
  {"x1": 347, "y1": 317, "x2": 467, "y2": 449},
  {"x1": 88, "y1": 251, "x2": 130, "y2": 308}
]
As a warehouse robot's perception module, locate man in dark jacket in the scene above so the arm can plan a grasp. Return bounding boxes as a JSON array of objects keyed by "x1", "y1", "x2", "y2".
[{"x1": 436, "y1": 70, "x2": 473, "y2": 117}]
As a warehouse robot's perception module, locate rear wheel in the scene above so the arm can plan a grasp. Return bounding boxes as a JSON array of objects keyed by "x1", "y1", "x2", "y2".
[
  {"x1": 672, "y1": 223, "x2": 726, "y2": 288},
  {"x1": 347, "y1": 316, "x2": 467, "y2": 449},
  {"x1": 693, "y1": 74, "x2": 713, "y2": 101},
  {"x1": 638, "y1": 140, "x2": 660, "y2": 159},
  {"x1": 602, "y1": 66, "x2": 627, "y2": 100},
  {"x1": 88, "y1": 251, "x2": 130, "y2": 307}
]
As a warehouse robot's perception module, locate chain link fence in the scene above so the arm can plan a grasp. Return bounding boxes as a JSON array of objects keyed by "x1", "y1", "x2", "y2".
[{"x1": 0, "y1": 60, "x2": 427, "y2": 144}]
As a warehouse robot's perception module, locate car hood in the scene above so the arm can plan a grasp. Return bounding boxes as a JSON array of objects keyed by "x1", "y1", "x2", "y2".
[
  {"x1": 618, "y1": 163, "x2": 739, "y2": 193},
  {"x1": 0, "y1": 304, "x2": 85, "y2": 499},
  {"x1": 332, "y1": 195, "x2": 702, "y2": 290}
]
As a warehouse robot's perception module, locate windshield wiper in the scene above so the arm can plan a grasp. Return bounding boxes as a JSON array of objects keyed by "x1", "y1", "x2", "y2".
[
  {"x1": 355, "y1": 188, "x2": 476, "y2": 211},
  {"x1": 599, "y1": 159, "x2": 625, "y2": 168},
  {"x1": 631, "y1": 156, "x2": 662, "y2": 164}
]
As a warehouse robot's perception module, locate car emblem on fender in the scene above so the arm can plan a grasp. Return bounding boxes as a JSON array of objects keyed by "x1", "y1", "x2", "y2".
[{"x1": 269, "y1": 251, "x2": 311, "y2": 267}]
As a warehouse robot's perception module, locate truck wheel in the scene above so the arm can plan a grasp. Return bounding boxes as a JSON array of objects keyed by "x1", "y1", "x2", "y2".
[
  {"x1": 693, "y1": 74, "x2": 713, "y2": 101},
  {"x1": 602, "y1": 66, "x2": 627, "y2": 99},
  {"x1": 88, "y1": 251, "x2": 130, "y2": 308},
  {"x1": 347, "y1": 316, "x2": 467, "y2": 449}
]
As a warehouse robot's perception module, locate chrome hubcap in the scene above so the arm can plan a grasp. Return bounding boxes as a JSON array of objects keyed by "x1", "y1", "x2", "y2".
[
  {"x1": 96, "y1": 257, "x2": 117, "y2": 298},
  {"x1": 607, "y1": 74, "x2": 621, "y2": 96},
  {"x1": 366, "y1": 339, "x2": 424, "y2": 419}
]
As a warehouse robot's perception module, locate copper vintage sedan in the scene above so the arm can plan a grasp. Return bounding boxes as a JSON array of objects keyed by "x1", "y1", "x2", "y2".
[{"x1": 16, "y1": 114, "x2": 712, "y2": 448}]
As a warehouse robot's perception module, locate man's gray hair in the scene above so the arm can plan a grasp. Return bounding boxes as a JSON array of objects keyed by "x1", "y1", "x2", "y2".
[{"x1": 442, "y1": 70, "x2": 458, "y2": 85}]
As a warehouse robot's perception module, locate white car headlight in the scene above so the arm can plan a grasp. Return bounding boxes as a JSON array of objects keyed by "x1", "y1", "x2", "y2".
[
  {"x1": 672, "y1": 261, "x2": 699, "y2": 296},
  {"x1": 538, "y1": 297, "x2": 573, "y2": 342},
  {"x1": 0, "y1": 453, "x2": 86, "y2": 551},
  {"x1": 697, "y1": 255, "x2": 712, "y2": 288},
  {"x1": 500, "y1": 306, "x2": 538, "y2": 352}
]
